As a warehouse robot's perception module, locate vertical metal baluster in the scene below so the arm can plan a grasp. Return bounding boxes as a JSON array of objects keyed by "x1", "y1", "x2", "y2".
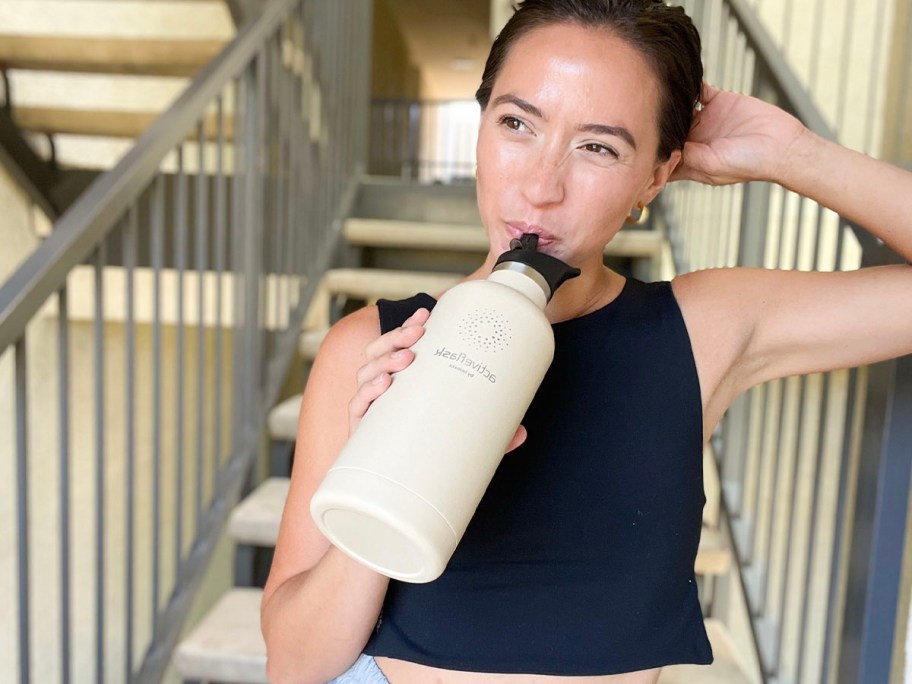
[
  {"x1": 288, "y1": 25, "x2": 302, "y2": 310},
  {"x1": 288, "y1": 9, "x2": 302, "y2": 292},
  {"x1": 752, "y1": 186, "x2": 793, "y2": 614},
  {"x1": 93, "y1": 243, "x2": 106, "y2": 683},
  {"x1": 58, "y1": 285, "x2": 71, "y2": 684},
  {"x1": 280, "y1": 22, "x2": 295, "y2": 318},
  {"x1": 305, "y1": 0, "x2": 319, "y2": 281},
  {"x1": 816, "y1": 224, "x2": 852, "y2": 682},
  {"x1": 196, "y1": 120, "x2": 207, "y2": 525},
  {"x1": 268, "y1": 34, "x2": 280, "y2": 338},
  {"x1": 821, "y1": 366, "x2": 860, "y2": 684},
  {"x1": 833, "y1": 0, "x2": 857, "y2": 135},
  {"x1": 278, "y1": 31, "x2": 291, "y2": 331},
  {"x1": 285, "y1": 19, "x2": 296, "y2": 322},
  {"x1": 330, "y1": 0, "x2": 343, "y2": 199},
  {"x1": 766, "y1": 373, "x2": 804, "y2": 675},
  {"x1": 263, "y1": 38, "x2": 276, "y2": 352},
  {"x1": 797, "y1": 212, "x2": 837, "y2": 678},
  {"x1": 796, "y1": 202, "x2": 832, "y2": 680},
  {"x1": 232, "y1": 74, "x2": 246, "y2": 453},
  {"x1": 340, "y1": 0, "x2": 351, "y2": 184},
  {"x1": 151, "y1": 174, "x2": 164, "y2": 630},
  {"x1": 752, "y1": 376, "x2": 783, "y2": 607},
  {"x1": 771, "y1": 192, "x2": 812, "y2": 674},
  {"x1": 252, "y1": 52, "x2": 267, "y2": 414},
  {"x1": 807, "y1": 0, "x2": 826, "y2": 94},
  {"x1": 15, "y1": 336, "x2": 30, "y2": 684},
  {"x1": 214, "y1": 94, "x2": 226, "y2": 484},
  {"x1": 271, "y1": 37, "x2": 282, "y2": 342},
  {"x1": 175, "y1": 144, "x2": 187, "y2": 572},
  {"x1": 862, "y1": 0, "x2": 888, "y2": 156},
  {"x1": 124, "y1": 208, "x2": 138, "y2": 681},
  {"x1": 894, "y1": 0, "x2": 912, "y2": 160}
]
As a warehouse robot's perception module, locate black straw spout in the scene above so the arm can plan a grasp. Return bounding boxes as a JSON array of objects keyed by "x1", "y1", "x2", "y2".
[{"x1": 496, "y1": 233, "x2": 581, "y2": 301}]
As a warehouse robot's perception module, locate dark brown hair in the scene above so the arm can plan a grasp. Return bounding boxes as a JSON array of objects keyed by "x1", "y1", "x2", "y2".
[{"x1": 476, "y1": 0, "x2": 703, "y2": 161}]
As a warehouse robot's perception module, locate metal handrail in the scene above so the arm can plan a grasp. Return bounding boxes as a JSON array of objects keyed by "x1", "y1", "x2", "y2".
[{"x1": 368, "y1": 97, "x2": 480, "y2": 183}]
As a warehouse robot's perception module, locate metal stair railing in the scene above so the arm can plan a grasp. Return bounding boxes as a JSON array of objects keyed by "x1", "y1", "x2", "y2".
[
  {"x1": 657, "y1": 1, "x2": 912, "y2": 683},
  {"x1": 0, "y1": 1, "x2": 371, "y2": 682},
  {"x1": 368, "y1": 97, "x2": 480, "y2": 183}
]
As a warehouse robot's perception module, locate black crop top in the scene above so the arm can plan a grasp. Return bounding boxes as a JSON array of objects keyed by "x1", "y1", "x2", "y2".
[{"x1": 363, "y1": 278, "x2": 713, "y2": 675}]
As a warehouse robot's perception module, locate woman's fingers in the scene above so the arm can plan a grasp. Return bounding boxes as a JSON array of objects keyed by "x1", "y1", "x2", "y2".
[
  {"x1": 363, "y1": 308, "x2": 430, "y2": 360},
  {"x1": 505, "y1": 425, "x2": 527, "y2": 453},
  {"x1": 356, "y1": 308, "x2": 429, "y2": 386},
  {"x1": 355, "y1": 346, "x2": 416, "y2": 387},
  {"x1": 349, "y1": 308, "x2": 431, "y2": 433},
  {"x1": 348, "y1": 370, "x2": 392, "y2": 429}
]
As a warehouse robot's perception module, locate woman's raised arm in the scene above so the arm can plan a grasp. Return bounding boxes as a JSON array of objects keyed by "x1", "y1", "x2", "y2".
[{"x1": 669, "y1": 85, "x2": 912, "y2": 419}]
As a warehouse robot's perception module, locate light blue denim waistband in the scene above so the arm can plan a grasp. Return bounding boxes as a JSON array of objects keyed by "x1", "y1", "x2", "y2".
[{"x1": 326, "y1": 654, "x2": 391, "y2": 683}]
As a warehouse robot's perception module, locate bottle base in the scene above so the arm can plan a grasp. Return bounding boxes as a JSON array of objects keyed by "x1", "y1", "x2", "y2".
[{"x1": 310, "y1": 466, "x2": 458, "y2": 583}]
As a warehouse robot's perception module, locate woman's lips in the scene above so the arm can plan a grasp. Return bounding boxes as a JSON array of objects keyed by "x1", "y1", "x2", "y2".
[{"x1": 506, "y1": 222, "x2": 556, "y2": 246}]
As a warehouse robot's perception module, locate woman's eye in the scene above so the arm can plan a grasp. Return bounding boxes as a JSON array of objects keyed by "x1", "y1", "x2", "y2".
[
  {"x1": 583, "y1": 142, "x2": 619, "y2": 158},
  {"x1": 498, "y1": 115, "x2": 528, "y2": 133}
]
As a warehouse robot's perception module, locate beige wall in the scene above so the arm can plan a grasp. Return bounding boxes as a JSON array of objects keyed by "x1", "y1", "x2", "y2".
[{"x1": 371, "y1": 0, "x2": 420, "y2": 99}]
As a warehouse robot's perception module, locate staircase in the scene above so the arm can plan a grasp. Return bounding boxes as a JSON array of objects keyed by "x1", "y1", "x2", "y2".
[
  {"x1": 3, "y1": 1, "x2": 908, "y2": 682},
  {"x1": 170, "y1": 178, "x2": 754, "y2": 684},
  {"x1": 0, "y1": 0, "x2": 234, "y2": 219}
]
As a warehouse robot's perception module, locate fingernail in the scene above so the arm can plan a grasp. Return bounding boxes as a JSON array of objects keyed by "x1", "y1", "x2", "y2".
[{"x1": 372, "y1": 374, "x2": 385, "y2": 384}]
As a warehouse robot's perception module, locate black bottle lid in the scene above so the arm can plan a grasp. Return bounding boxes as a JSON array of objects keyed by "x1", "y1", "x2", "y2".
[{"x1": 493, "y1": 233, "x2": 581, "y2": 301}]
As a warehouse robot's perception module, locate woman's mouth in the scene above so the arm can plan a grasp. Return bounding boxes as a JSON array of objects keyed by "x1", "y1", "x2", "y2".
[{"x1": 506, "y1": 222, "x2": 556, "y2": 247}]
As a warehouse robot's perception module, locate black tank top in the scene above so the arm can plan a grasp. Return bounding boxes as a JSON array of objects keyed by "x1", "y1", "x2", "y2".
[{"x1": 363, "y1": 278, "x2": 713, "y2": 674}]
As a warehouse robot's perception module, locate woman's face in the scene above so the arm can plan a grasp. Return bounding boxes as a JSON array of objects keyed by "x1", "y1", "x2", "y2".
[{"x1": 476, "y1": 22, "x2": 680, "y2": 268}]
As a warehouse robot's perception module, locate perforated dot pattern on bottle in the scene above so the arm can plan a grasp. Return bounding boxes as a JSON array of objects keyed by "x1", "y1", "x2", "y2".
[{"x1": 457, "y1": 309, "x2": 513, "y2": 353}]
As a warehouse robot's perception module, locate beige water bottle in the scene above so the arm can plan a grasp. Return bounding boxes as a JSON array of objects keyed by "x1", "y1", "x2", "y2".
[{"x1": 310, "y1": 235, "x2": 580, "y2": 582}]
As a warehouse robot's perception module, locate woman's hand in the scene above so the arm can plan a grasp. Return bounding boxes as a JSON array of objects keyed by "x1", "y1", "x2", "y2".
[
  {"x1": 670, "y1": 83, "x2": 808, "y2": 186},
  {"x1": 349, "y1": 307, "x2": 430, "y2": 435},
  {"x1": 348, "y1": 306, "x2": 527, "y2": 451}
]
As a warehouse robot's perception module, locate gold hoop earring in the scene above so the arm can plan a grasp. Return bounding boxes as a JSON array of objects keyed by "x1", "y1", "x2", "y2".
[{"x1": 626, "y1": 202, "x2": 650, "y2": 225}]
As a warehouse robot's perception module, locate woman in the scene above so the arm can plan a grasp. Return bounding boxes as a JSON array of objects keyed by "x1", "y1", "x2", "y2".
[{"x1": 261, "y1": 1, "x2": 912, "y2": 682}]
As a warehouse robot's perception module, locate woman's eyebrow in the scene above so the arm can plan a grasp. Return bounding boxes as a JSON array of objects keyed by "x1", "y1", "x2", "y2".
[
  {"x1": 492, "y1": 94, "x2": 637, "y2": 150},
  {"x1": 578, "y1": 123, "x2": 637, "y2": 150},
  {"x1": 492, "y1": 94, "x2": 545, "y2": 119}
]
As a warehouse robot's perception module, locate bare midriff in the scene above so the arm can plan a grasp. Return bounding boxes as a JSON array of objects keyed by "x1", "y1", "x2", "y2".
[{"x1": 374, "y1": 658, "x2": 661, "y2": 684}]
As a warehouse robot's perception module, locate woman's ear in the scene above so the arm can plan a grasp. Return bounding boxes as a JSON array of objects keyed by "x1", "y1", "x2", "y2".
[{"x1": 639, "y1": 149, "x2": 683, "y2": 205}]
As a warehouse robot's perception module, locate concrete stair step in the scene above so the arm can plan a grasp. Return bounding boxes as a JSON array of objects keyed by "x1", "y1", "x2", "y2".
[
  {"x1": 0, "y1": 0, "x2": 232, "y2": 41},
  {"x1": 172, "y1": 587, "x2": 267, "y2": 684},
  {"x1": 174, "y1": 590, "x2": 747, "y2": 684},
  {"x1": 227, "y1": 475, "x2": 731, "y2": 576},
  {"x1": 267, "y1": 393, "x2": 307, "y2": 443},
  {"x1": 14, "y1": 106, "x2": 235, "y2": 140},
  {"x1": 324, "y1": 267, "x2": 463, "y2": 303},
  {"x1": 229, "y1": 478, "x2": 289, "y2": 547},
  {"x1": 0, "y1": 34, "x2": 225, "y2": 77},
  {"x1": 344, "y1": 217, "x2": 666, "y2": 259}
]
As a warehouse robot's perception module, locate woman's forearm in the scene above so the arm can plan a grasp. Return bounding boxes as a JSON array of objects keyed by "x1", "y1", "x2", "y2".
[
  {"x1": 777, "y1": 130, "x2": 912, "y2": 262},
  {"x1": 261, "y1": 546, "x2": 390, "y2": 684}
]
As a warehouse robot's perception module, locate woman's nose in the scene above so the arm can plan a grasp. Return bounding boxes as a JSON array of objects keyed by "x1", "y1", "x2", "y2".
[{"x1": 520, "y1": 149, "x2": 566, "y2": 207}]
